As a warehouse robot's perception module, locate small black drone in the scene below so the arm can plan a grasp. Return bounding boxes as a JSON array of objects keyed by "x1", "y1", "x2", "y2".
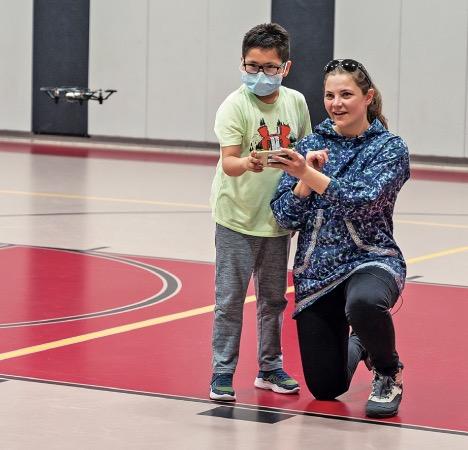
[{"x1": 40, "y1": 87, "x2": 117, "y2": 104}]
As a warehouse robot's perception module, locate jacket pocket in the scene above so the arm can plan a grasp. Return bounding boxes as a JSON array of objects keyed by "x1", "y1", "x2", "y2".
[
  {"x1": 344, "y1": 219, "x2": 397, "y2": 256},
  {"x1": 294, "y1": 209, "x2": 324, "y2": 275}
]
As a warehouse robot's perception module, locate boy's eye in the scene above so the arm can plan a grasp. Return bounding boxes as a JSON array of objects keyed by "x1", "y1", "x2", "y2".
[
  {"x1": 262, "y1": 65, "x2": 282, "y2": 75},
  {"x1": 245, "y1": 63, "x2": 260, "y2": 73}
]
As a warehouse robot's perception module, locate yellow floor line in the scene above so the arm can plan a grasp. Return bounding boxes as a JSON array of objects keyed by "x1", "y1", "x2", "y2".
[
  {"x1": 0, "y1": 245, "x2": 466, "y2": 362},
  {"x1": 395, "y1": 219, "x2": 468, "y2": 230},
  {"x1": 0, "y1": 190, "x2": 210, "y2": 210},
  {"x1": 406, "y1": 246, "x2": 468, "y2": 264},
  {"x1": 1, "y1": 190, "x2": 468, "y2": 230},
  {"x1": 0, "y1": 287, "x2": 294, "y2": 361},
  {"x1": 0, "y1": 304, "x2": 215, "y2": 361}
]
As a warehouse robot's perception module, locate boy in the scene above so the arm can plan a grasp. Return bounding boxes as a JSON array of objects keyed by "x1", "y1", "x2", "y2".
[{"x1": 209, "y1": 23, "x2": 312, "y2": 401}]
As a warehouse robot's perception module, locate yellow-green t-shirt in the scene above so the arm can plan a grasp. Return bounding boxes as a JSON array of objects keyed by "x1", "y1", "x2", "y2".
[{"x1": 210, "y1": 85, "x2": 312, "y2": 237}]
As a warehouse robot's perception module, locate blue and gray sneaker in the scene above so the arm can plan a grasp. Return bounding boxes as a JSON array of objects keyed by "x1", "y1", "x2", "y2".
[
  {"x1": 366, "y1": 365, "x2": 403, "y2": 418},
  {"x1": 254, "y1": 368, "x2": 300, "y2": 394},
  {"x1": 210, "y1": 373, "x2": 236, "y2": 401}
]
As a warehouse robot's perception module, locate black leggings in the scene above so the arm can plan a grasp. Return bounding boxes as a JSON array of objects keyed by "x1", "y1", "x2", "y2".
[{"x1": 296, "y1": 266, "x2": 400, "y2": 400}]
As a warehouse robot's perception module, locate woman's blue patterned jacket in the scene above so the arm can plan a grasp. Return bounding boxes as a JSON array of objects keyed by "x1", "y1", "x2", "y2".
[{"x1": 271, "y1": 118, "x2": 410, "y2": 317}]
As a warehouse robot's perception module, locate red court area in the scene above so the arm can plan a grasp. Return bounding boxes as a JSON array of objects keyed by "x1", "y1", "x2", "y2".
[{"x1": 0, "y1": 244, "x2": 467, "y2": 433}]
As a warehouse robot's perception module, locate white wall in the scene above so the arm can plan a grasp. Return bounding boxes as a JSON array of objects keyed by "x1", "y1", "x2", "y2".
[
  {"x1": 3, "y1": 0, "x2": 467, "y2": 160},
  {"x1": 0, "y1": 0, "x2": 33, "y2": 131},
  {"x1": 335, "y1": 0, "x2": 468, "y2": 158},
  {"x1": 146, "y1": 0, "x2": 208, "y2": 141},
  {"x1": 89, "y1": 0, "x2": 271, "y2": 142},
  {"x1": 334, "y1": 0, "x2": 402, "y2": 133},
  {"x1": 88, "y1": 0, "x2": 148, "y2": 138},
  {"x1": 398, "y1": 0, "x2": 467, "y2": 158}
]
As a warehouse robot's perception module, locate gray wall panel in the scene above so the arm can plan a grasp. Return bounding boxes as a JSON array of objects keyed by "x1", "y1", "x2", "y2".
[
  {"x1": 272, "y1": 0, "x2": 334, "y2": 127},
  {"x1": 0, "y1": 0, "x2": 33, "y2": 132},
  {"x1": 398, "y1": 0, "x2": 467, "y2": 157},
  {"x1": 466, "y1": 8, "x2": 468, "y2": 158},
  {"x1": 205, "y1": 1, "x2": 271, "y2": 142},
  {"x1": 88, "y1": 0, "x2": 270, "y2": 143},
  {"x1": 334, "y1": 0, "x2": 401, "y2": 133},
  {"x1": 32, "y1": 0, "x2": 90, "y2": 136},
  {"x1": 335, "y1": 0, "x2": 468, "y2": 158},
  {"x1": 80, "y1": 0, "x2": 468, "y2": 159},
  {"x1": 88, "y1": 0, "x2": 148, "y2": 138},
  {"x1": 146, "y1": 0, "x2": 208, "y2": 141}
]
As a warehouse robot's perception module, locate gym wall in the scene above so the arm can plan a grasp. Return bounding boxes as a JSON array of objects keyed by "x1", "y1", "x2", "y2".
[
  {"x1": 0, "y1": 0, "x2": 33, "y2": 132},
  {"x1": 1, "y1": 0, "x2": 468, "y2": 159},
  {"x1": 88, "y1": 0, "x2": 271, "y2": 143},
  {"x1": 334, "y1": 0, "x2": 468, "y2": 158},
  {"x1": 32, "y1": 0, "x2": 90, "y2": 136}
]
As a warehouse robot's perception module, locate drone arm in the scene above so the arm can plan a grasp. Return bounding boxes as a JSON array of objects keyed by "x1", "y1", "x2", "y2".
[{"x1": 103, "y1": 89, "x2": 117, "y2": 100}]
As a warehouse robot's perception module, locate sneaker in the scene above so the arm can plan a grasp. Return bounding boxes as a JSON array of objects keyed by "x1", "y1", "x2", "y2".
[
  {"x1": 210, "y1": 373, "x2": 236, "y2": 401},
  {"x1": 366, "y1": 365, "x2": 403, "y2": 418},
  {"x1": 254, "y1": 368, "x2": 300, "y2": 394}
]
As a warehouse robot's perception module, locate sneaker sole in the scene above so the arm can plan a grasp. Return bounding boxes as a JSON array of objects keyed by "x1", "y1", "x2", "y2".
[
  {"x1": 365, "y1": 406, "x2": 399, "y2": 418},
  {"x1": 209, "y1": 390, "x2": 236, "y2": 401},
  {"x1": 254, "y1": 377, "x2": 300, "y2": 394}
]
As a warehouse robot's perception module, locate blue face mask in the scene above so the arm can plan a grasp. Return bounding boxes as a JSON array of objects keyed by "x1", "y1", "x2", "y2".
[{"x1": 241, "y1": 72, "x2": 283, "y2": 96}]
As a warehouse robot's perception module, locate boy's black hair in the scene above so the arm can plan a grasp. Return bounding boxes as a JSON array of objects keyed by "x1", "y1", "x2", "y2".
[{"x1": 242, "y1": 23, "x2": 290, "y2": 62}]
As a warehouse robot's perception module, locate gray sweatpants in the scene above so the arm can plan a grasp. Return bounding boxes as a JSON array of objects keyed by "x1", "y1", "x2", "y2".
[{"x1": 212, "y1": 224, "x2": 290, "y2": 374}]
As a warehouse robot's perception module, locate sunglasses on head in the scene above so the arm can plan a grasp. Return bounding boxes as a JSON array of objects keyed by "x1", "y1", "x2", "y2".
[{"x1": 324, "y1": 59, "x2": 372, "y2": 87}]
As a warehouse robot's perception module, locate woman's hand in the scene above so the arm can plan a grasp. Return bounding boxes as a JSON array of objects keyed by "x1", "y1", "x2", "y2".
[
  {"x1": 306, "y1": 149, "x2": 329, "y2": 171},
  {"x1": 272, "y1": 147, "x2": 331, "y2": 195},
  {"x1": 269, "y1": 148, "x2": 308, "y2": 178}
]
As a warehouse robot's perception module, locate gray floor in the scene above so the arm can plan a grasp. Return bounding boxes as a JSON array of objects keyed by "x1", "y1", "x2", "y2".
[
  {"x1": 0, "y1": 145, "x2": 467, "y2": 449},
  {"x1": 1, "y1": 380, "x2": 467, "y2": 450}
]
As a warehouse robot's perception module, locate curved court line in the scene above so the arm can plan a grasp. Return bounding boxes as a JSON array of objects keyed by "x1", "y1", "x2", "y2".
[
  {"x1": 0, "y1": 287, "x2": 289, "y2": 362},
  {"x1": 0, "y1": 245, "x2": 467, "y2": 362},
  {"x1": 0, "y1": 248, "x2": 182, "y2": 328}
]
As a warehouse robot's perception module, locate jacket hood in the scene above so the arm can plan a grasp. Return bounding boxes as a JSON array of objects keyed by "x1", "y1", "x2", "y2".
[{"x1": 314, "y1": 118, "x2": 386, "y2": 140}]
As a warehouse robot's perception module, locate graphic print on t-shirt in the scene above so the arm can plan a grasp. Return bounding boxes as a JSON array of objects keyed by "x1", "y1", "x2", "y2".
[{"x1": 250, "y1": 118, "x2": 297, "y2": 151}]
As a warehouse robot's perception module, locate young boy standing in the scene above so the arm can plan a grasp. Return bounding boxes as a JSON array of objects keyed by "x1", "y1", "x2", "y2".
[{"x1": 210, "y1": 23, "x2": 312, "y2": 401}]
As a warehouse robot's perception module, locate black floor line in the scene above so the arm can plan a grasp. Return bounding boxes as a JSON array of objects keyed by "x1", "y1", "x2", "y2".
[{"x1": 0, "y1": 373, "x2": 467, "y2": 437}]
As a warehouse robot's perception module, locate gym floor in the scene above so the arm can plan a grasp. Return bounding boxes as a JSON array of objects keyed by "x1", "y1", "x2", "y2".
[{"x1": 0, "y1": 138, "x2": 467, "y2": 449}]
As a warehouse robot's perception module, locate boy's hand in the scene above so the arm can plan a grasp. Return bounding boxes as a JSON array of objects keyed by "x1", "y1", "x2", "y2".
[
  {"x1": 306, "y1": 149, "x2": 329, "y2": 171},
  {"x1": 221, "y1": 145, "x2": 263, "y2": 176},
  {"x1": 244, "y1": 150, "x2": 264, "y2": 173}
]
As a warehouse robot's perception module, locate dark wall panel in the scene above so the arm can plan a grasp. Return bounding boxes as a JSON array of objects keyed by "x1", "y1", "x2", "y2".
[
  {"x1": 272, "y1": 0, "x2": 335, "y2": 127},
  {"x1": 32, "y1": 0, "x2": 90, "y2": 136}
]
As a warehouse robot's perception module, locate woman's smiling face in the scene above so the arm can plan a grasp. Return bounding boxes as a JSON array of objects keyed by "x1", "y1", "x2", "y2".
[{"x1": 324, "y1": 73, "x2": 374, "y2": 137}]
